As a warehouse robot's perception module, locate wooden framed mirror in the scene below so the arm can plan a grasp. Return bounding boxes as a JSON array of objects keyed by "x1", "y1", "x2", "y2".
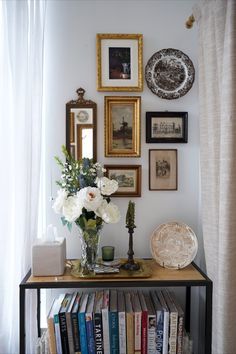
[{"x1": 66, "y1": 88, "x2": 97, "y2": 161}]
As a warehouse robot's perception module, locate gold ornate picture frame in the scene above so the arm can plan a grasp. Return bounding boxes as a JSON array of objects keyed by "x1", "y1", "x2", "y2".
[
  {"x1": 97, "y1": 33, "x2": 143, "y2": 91},
  {"x1": 104, "y1": 164, "x2": 142, "y2": 197},
  {"x1": 104, "y1": 96, "x2": 141, "y2": 157}
]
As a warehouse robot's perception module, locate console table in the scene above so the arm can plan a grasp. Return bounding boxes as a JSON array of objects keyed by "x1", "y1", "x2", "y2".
[{"x1": 19, "y1": 260, "x2": 212, "y2": 353}]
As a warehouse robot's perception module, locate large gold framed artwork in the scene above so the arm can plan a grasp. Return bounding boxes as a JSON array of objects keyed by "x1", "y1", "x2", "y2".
[
  {"x1": 104, "y1": 96, "x2": 141, "y2": 157},
  {"x1": 97, "y1": 33, "x2": 143, "y2": 92}
]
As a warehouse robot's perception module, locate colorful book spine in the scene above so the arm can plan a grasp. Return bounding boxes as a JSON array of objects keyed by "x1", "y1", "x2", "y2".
[
  {"x1": 59, "y1": 293, "x2": 74, "y2": 354},
  {"x1": 109, "y1": 290, "x2": 119, "y2": 354},
  {"x1": 47, "y1": 298, "x2": 60, "y2": 354},
  {"x1": 125, "y1": 292, "x2": 134, "y2": 354},
  {"x1": 150, "y1": 291, "x2": 164, "y2": 354},
  {"x1": 85, "y1": 293, "x2": 96, "y2": 354},
  {"x1": 66, "y1": 292, "x2": 77, "y2": 354},
  {"x1": 138, "y1": 291, "x2": 148, "y2": 354},
  {"x1": 132, "y1": 292, "x2": 142, "y2": 354},
  {"x1": 71, "y1": 292, "x2": 82, "y2": 353},
  {"x1": 94, "y1": 291, "x2": 104, "y2": 354},
  {"x1": 144, "y1": 294, "x2": 156, "y2": 354},
  {"x1": 79, "y1": 293, "x2": 89, "y2": 354},
  {"x1": 117, "y1": 291, "x2": 126, "y2": 354},
  {"x1": 162, "y1": 289, "x2": 178, "y2": 354},
  {"x1": 101, "y1": 290, "x2": 110, "y2": 354},
  {"x1": 156, "y1": 290, "x2": 169, "y2": 354},
  {"x1": 169, "y1": 291, "x2": 184, "y2": 354}
]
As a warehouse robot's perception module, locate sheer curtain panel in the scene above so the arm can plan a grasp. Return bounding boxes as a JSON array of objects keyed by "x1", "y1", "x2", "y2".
[
  {"x1": 0, "y1": 1, "x2": 46, "y2": 353},
  {"x1": 193, "y1": 1, "x2": 236, "y2": 353}
]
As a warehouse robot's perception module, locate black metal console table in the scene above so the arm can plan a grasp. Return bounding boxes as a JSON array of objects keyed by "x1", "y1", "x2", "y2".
[{"x1": 19, "y1": 260, "x2": 212, "y2": 354}]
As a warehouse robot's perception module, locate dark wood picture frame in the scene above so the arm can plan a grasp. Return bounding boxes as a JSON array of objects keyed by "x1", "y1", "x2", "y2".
[
  {"x1": 66, "y1": 88, "x2": 97, "y2": 161},
  {"x1": 149, "y1": 149, "x2": 178, "y2": 190},
  {"x1": 146, "y1": 111, "x2": 188, "y2": 143},
  {"x1": 104, "y1": 164, "x2": 141, "y2": 197}
]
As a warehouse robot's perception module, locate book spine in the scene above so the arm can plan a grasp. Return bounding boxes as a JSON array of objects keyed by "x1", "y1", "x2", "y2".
[
  {"x1": 141, "y1": 311, "x2": 147, "y2": 354},
  {"x1": 109, "y1": 312, "x2": 119, "y2": 354},
  {"x1": 94, "y1": 313, "x2": 103, "y2": 354},
  {"x1": 162, "y1": 311, "x2": 169, "y2": 354},
  {"x1": 47, "y1": 317, "x2": 57, "y2": 354},
  {"x1": 86, "y1": 314, "x2": 95, "y2": 354},
  {"x1": 126, "y1": 313, "x2": 134, "y2": 354},
  {"x1": 71, "y1": 312, "x2": 81, "y2": 352},
  {"x1": 66, "y1": 312, "x2": 75, "y2": 354},
  {"x1": 118, "y1": 311, "x2": 126, "y2": 354},
  {"x1": 134, "y1": 312, "x2": 142, "y2": 354},
  {"x1": 54, "y1": 314, "x2": 63, "y2": 354},
  {"x1": 147, "y1": 314, "x2": 156, "y2": 354},
  {"x1": 102, "y1": 308, "x2": 110, "y2": 354},
  {"x1": 79, "y1": 313, "x2": 88, "y2": 354},
  {"x1": 177, "y1": 315, "x2": 184, "y2": 354},
  {"x1": 156, "y1": 310, "x2": 164, "y2": 354},
  {"x1": 59, "y1": 312, "x2": 69, "y2": 354},
  {"x1": 169, "y1": 313, "x2": 178, "y2": 354}
]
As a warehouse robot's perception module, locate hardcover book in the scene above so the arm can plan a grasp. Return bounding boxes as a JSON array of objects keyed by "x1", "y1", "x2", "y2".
[
  {"x1": 156, "y1": 290, "x2": 169, "y2": 354},
  {"x1": 71, "y1": 292, "x2": 83, "y2": 353},
  {"x1": 162, "y1": 289, "x2": 178, "y2": 354},
  {"x1": 59, "y1": 293, "x2": 74, "y2": 354},
  {"x1": 143, "y1": 293, "x2": 156, "y2": 354},
  {"x1": 150, "y1": 290, "x2": 164, "y2": 354},
  {"x1": 66, "y1": 292, "x2": 77, "y2": 354},
  {"x1": 54, "y1": 294, "x2": 66, "y2": 354},
  {"x1": 138, "y1": 291, "x2": 148, "y2": 354},
  {"x1": 101, "y1": 290, "x2": 110, "y2": 354},
  {"x1": 124, "y1": 292, "x2": 134, "y2": 354},
  {"x1": 109, "y1": 289, "x2": 119, "y2": 354},
  {"x1": 85, "y1": 292, "x2": 96, "y2": 354},
  {"x1": 131, "y1": 292, "x2": 142, "y2": 354},
  {"x1": 93, "y1": 290, "x2": 104, "y2": 354},
  {"x1": 169, "y1": 291, "x2": 184, "y2": 354},
  {"x1": 117, "y1": 291, "x2": 126, "y2": 354},
  {"x1": 47, "y1": 296, "x2": 63, "y2": 354},
  {"x1": 79, "y1": 293, "x2": 89, "y2": 354}
]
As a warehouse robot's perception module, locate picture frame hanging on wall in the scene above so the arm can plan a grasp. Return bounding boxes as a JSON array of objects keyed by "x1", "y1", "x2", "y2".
[
  {"x1": 146, "y1": 111, "x2": 188, "y2": 143},
  {"x1": 104, "y1": 96, "x2": 141, "y2": 157},
  {"x1": 97, "y1": 33, "x2": 143, "y2": 91},
  {"x1": 149, "y1": 149, "x2": 178, "y2": 190},
  {"x1": 104, "y1": 164, "x2": 142, "y2": 197}
]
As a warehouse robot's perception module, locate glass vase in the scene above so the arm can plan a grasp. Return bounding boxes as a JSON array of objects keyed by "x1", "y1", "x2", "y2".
[{"x1": 78, "y1": 227, "x2": 102, "y2": 274}]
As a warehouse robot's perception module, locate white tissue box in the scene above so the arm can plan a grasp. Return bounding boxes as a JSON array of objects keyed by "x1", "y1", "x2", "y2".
[{"x1": 32, "y1": 237, "x2": 66, "y2": 276}]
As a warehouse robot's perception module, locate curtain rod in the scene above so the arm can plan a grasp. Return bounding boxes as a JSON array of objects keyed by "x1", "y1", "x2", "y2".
[{"x1": 185, "y1": 14, "x2": 195, "y2": 29}]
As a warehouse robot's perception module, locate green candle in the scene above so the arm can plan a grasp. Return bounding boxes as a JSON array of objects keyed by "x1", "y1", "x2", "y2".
[{"x1": 126, "y1": 200, "x2": 136, "y2": 228}]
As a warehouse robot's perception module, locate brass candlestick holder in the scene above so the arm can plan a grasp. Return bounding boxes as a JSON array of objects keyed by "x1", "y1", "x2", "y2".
[{"x1": 121, "y1": 201, "x2": 140, "y2": 271}]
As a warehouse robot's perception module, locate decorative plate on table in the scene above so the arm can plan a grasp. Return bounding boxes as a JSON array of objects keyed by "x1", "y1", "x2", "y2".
[
  {"x1": 150, "y1": 221, "x2": 198, "y2": 269},
  {"x1": 145, "y1": 48, "x2": 195, "y2": 99}
]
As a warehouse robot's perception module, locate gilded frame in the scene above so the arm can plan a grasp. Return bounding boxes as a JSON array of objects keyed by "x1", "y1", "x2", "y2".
[
  {"x1": 97, "y1": 33, "x2": 143, "y2": 92},
  {"x1": 104, "y1": 164, "x2": 142, "y2": 197},
  {"x1": 104, "y1": 96, "x2": 141, "y2": 157}
]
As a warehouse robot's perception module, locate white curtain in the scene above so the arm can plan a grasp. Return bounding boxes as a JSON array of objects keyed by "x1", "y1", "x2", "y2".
[
  {"x1": 193, "y1": 1, "x2": 236, "y2": 353},
  {"x1": 0, "y1": 1, "x2": 46, "y2": 353}
]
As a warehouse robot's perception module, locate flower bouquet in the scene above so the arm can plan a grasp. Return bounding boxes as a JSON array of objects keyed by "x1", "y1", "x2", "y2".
[{"x1": 52, "y1": 146, "x2": 120, "y2": 274}]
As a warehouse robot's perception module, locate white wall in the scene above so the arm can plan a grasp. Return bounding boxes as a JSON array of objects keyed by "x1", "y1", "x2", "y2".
[{"x1": 44, "y1": 0, "x2": 201, "y2": 261}]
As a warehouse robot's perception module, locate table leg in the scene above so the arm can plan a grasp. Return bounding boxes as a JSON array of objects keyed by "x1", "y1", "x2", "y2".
[
  {"x1": 19, "y1": 285, "x2": 25, "y2": 354},
  {"x1": 37, "y1": 288, "x2": 41, "y2": 337},
  {"x1": 185, "y1": 286, "x2": 191, "y2": 333},
  {"x1": 205, "y1": 281, "x2": 213, "y2": 354}
]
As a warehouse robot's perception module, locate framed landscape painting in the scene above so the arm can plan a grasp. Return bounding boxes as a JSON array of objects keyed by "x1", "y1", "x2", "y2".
[
  {"x1": 104, "y1": 96, "x2": 141, "y2": 157},
  {"x1": 149, "y1": 149, "x2": 178, "y2": 190},
  {"x1": 146, "y1": 111, "x2": 188, "y2": 143},
  {"x1": 104, "y1": 165, "x2": 141, "y2": 197},
  {"x1": 97, "y1": 33, "x2": 143, "y2": 91}
]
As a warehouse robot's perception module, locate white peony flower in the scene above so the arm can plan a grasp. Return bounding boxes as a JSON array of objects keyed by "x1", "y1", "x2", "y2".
[
  {"x1": 95, "y1": 200, "x2": 120, "y2": 224},
  {"x1": 77, "y1": 187, "x2": 103, "y2": 212},
  {"x1": 62, "y1": 195, "x2": 83, "y2": 222},
  {"x1": 52, "y1": 189, "x2": 68, "y2": 214},
  {"x1": 96, "y1": 177, "x2": 119, "y2": 196}
]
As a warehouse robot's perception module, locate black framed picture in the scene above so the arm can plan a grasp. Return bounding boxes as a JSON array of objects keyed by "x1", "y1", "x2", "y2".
[{"x1": 146, "y1": 111, "x2": 188, "y2": 143}]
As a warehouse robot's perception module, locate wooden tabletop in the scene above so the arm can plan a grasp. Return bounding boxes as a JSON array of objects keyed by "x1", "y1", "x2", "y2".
[{"x1": 26, "y1": 259, "x2": 206, "y2": 284}]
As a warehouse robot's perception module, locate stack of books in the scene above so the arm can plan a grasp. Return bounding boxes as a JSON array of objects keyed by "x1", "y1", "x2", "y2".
[{"x1": 46, "y1": 289, "x2": 192, "y2": 354}]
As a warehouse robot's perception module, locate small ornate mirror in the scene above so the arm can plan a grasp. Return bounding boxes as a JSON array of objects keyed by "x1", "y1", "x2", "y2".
[{"x1": 66, "y1": 88, "x2": 97, "y2": 161}]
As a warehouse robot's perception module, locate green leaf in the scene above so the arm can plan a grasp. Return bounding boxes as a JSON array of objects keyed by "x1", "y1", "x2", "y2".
[
  {"x1": 67, "y1": 222, "x2": 72, "y2": 232},
  {"x1": 61, "y1": 216, "x2": 67, "y2": 226},
  {"x1": 87, "y1": 219, "x2": 97, "y2": 229}
]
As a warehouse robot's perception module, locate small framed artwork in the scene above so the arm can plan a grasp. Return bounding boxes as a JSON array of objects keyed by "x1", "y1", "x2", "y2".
[
  {"x1": 149, "y1": 149, "x2": 178, "y2": 190},
  {"x1": 104, "y1": 96, "x2": 141, "y2": 157},
  {"x1": 146, "y1": 111, "x2": 188, "y2": 143},
  {"x1": 104, "y1": 165, "x2": 141, "y2": 197},
  {"x1": 97, "y1": 33, "x2": 143, "y2": 91}
]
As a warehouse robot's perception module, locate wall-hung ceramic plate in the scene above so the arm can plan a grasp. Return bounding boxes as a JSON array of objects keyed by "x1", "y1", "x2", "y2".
[
  {"x1": 150, "y1": 221, "x2": 198, "y2": 269},
  {"x1": 145, "y1": 48, "x2": 195, "y2": 99}
]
